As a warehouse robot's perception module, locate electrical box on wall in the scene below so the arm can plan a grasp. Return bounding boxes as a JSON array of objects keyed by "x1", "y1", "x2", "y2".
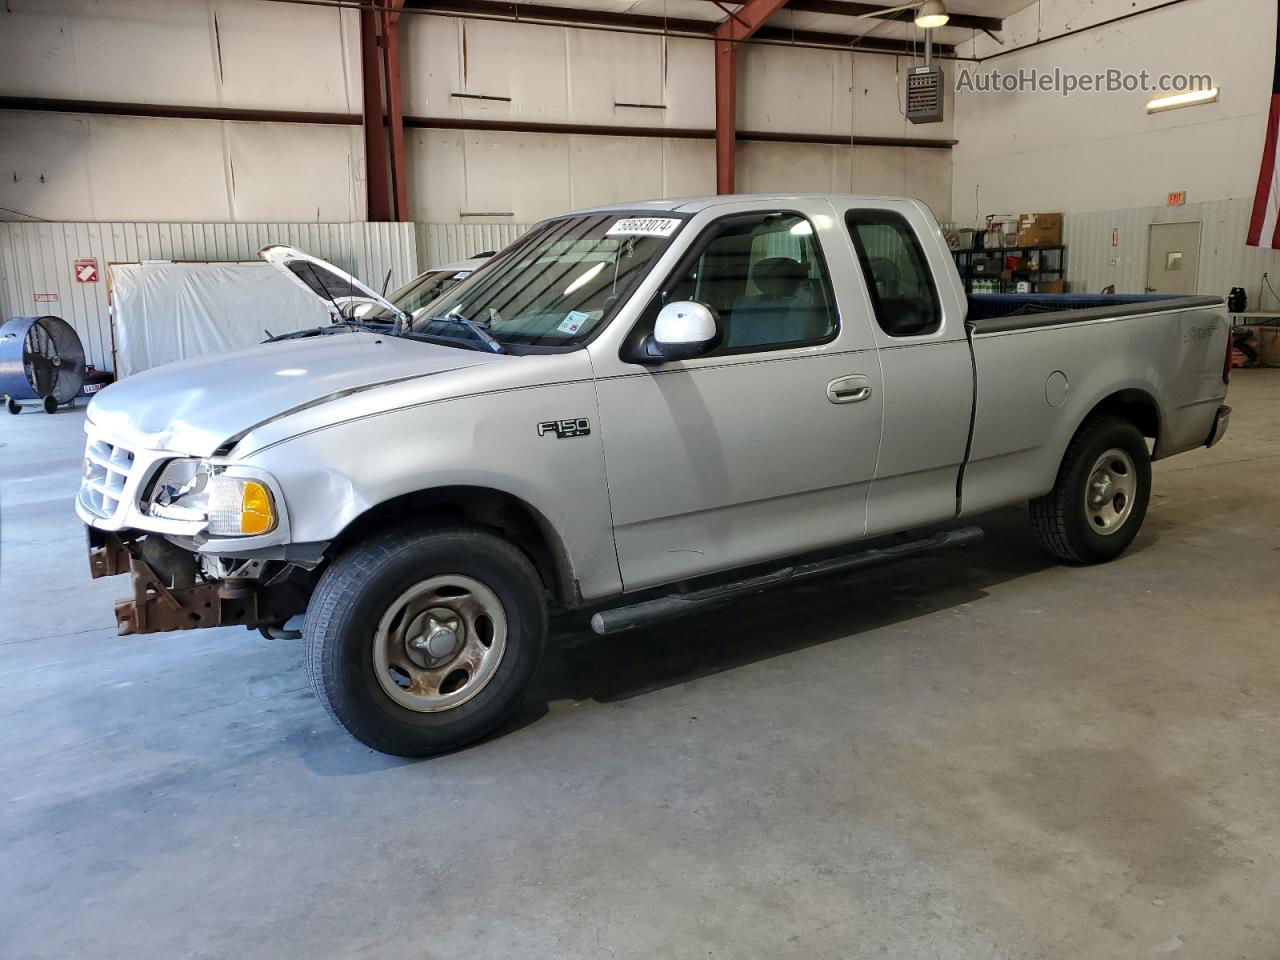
[{"x1": 906, "y1": 65, "x2": 944, "y2": 124}]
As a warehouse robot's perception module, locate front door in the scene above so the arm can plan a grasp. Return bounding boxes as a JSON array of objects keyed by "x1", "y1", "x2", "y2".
[
  {"x1": 590, "y1": 202, "x2": 884, "y2": 592},
  {"x1": 1146, "y1": 221, "x2": 1202, "y2": 295}
]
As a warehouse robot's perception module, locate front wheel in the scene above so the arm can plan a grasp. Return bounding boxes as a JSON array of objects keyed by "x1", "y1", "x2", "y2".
[
  {"x1": 1029, "y1": 415, "x2": 1152, "y2": 564},
  {"x1": 304, "y1": 527, "x2": 547, "y2": 756}
]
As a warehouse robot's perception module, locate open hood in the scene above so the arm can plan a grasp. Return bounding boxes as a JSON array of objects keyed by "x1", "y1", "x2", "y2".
[{"x1": 258, "y1": 244, "x2": 408, "y2": 325}]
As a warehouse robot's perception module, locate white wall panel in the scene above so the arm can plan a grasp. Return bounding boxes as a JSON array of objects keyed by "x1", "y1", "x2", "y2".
[
  {"x1": 2, "y1": 3, "x2": 955, "y2": 228},
  {"x1": 1062, "y1": 198, "x2": 1280, "y2": 301},
  {"x1": 739, "y1": 44, "x2": 848, "y2": 137},
  {"x1": 224, "y1": 124, "x2": 363, "y2": 223},
  {"x1": 0, "y1": 222, "x2": 417, "y2": 371},
  {"x1": 0, "y1": 0, "x2": 359, "y2": 112},
  {"x1": 418, "y1": 223, "x2": 532, "y2": 268},
  {"x1": 953, "y1": 0, "x2": 1271, "y2": 221},
  {"x1": 402, "y1": 18, "x2": 715, "y2": 130},
  {"x1": 0, "y1": 113, "x2": 364, "y2": 223},
  {"x1": 407, "y1": 129, "x2": 720, "y2": 223},
  {"x1": 737, "y1": 141, "x2": 844, "y2": 195}
]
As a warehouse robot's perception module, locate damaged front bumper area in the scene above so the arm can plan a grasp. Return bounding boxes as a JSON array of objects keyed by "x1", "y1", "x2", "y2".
[{"x1": 87, "y1": 527, "x2": 312, "y2": 636}]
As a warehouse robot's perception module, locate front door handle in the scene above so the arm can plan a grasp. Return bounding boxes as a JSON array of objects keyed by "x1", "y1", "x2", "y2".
[{"x1": 827, "y1": 375, "x2": 873, "y2": 404}]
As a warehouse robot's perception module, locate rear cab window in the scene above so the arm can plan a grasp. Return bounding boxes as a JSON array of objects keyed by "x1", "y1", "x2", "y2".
[{"x1": 845, "y1": 210, "x2": 942, "y2": 338}]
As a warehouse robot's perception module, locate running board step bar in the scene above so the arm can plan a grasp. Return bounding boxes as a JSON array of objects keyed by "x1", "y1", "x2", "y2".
[{"x1": 589, "y1": 526, "x2": 985, "y2": 636}]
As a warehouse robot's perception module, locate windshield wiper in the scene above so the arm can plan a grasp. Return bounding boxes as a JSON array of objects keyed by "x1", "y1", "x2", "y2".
[
  {"x1": 421, "y1": 315, "x2": 507, "y2": 354},
  {"x1": 263, "y1": 318, "x2": 388, "y2": 343}
]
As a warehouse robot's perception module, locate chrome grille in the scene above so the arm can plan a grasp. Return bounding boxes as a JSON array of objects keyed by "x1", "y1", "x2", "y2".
[{"x1": 79, "y1": 437, "x2": 136, "y2": 519}]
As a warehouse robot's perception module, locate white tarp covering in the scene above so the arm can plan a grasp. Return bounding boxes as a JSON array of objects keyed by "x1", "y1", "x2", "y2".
[{"x1": 111, "y1": 261, "x2": 332, "y2": 377}]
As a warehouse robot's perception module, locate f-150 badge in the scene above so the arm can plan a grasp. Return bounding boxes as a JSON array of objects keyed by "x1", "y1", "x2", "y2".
[{"x1": 538, "y1": 418, "x2": 591, "y2": 439}]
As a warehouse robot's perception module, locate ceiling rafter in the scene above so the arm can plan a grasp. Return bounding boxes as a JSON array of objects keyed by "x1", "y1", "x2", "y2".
[
  {"x1": 406, "y1": 0, "x2": 957, "y2": 55},
  {"x1": 748, "y1": 0, "x2": 1003, "y2": 33}
]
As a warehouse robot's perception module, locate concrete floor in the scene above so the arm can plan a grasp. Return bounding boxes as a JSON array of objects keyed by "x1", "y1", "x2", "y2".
[{"x1": 2, "y1": 372, "x2": 1278, "y2": 960}]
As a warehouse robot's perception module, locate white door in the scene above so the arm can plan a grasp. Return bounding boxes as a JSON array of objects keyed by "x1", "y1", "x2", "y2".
[
  {"x1": 1146, "y1": 222, "x2": 1202, "y2": 295},
  {"x1": 590, "y1": 203, "x2": 884, "y2": 591}
]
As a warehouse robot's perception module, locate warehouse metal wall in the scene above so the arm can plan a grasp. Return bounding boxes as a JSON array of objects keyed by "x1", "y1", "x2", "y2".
[
  {"x1": 1064, "y1": 198, "x2": 1280, "y2": 303},
  {"x1": 418, "y1": 222, "x2": 530, "y2": 269},
  {"x1": 0, "y1": 221, "x2": 418, "y2": 371}
]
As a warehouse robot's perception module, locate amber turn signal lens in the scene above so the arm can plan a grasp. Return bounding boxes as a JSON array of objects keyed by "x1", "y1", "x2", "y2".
[{"x1": 240, "y1": 481, "x2": 276, "y2": 535}]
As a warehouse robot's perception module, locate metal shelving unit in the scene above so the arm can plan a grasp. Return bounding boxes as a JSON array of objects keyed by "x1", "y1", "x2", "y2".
[{"x1": 952, "y1": 244, "x2": 1067, "y2": 295}]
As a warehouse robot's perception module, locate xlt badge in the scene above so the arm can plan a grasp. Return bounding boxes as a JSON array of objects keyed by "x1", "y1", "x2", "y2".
[{"x1": 538, "y1": 418, "x2": 591, "y2": 439}]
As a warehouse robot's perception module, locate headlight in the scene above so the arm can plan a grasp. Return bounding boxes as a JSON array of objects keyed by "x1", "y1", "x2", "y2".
[{"x1": 146, "y1": 459, "x2": 278, "y2": 536}]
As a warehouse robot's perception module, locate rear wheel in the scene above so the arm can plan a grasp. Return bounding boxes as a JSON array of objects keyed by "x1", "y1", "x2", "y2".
[
  {"x1": 6, "y1": 398, "x2": 20, "y2": 415},
  {"x1": 304, "y1": 527, "x2": 547, "y2": 756},
  {"x1": 1029, "y1": 415, "x2": 1152, "y2": 564}
]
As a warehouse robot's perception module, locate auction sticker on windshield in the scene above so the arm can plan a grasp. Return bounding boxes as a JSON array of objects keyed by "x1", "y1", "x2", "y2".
[
  {"x1": 557, "y1": 310, "x2": 590, "y2": 334},
  {"x1": 606, "y1": 217, "x2": 681, "y2": 238}
]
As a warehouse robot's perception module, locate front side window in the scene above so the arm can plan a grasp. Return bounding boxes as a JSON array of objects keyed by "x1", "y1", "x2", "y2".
[
  {"x1": 845, "y1": 210, "x2": 942, "y2": 338},
  {"x1": 660, "y1": 212, "x2": 838, "y2": 353},
  {"x1": 404, "y1": 213, "x2": 684, "y2": 351}
]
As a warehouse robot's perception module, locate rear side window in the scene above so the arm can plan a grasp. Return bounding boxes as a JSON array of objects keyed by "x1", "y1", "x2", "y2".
[{"x1": 845, "y1": 210, "x2": 942, "y2": 338}]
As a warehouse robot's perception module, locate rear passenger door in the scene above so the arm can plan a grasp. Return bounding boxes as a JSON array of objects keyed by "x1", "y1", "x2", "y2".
[
  {"x1": 837, "y1": 202, "x2": 974, "y2": 534},
  {"x1": 590, "y1": 202, "x2": 884, "y2": 591}
]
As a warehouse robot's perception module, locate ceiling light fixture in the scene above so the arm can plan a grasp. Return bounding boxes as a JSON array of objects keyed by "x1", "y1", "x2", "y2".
[
  {"x1": 913, "y1": 0, "x2": 950, "y2": 29},
  {"x1": 1146, "y1": 87, "x2": 1220, "y2": 114},
  {"x1": 851, "y1": 1, "x2": 950, "y2": 30}
]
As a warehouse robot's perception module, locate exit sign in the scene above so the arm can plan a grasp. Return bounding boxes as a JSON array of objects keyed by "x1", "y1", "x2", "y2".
[{"x1": 1168, "y1": 191, "x2": 1187, "y2": 206}]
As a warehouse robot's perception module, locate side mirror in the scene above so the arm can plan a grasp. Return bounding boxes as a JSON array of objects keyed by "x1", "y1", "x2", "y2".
[{"x1": 643, "y1": 301, "x2": 721, "y2": 362}]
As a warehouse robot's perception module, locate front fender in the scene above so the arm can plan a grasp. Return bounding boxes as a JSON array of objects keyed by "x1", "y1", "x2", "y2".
[{"x1": 245, "y1": 381, "x2": 622, "y2": 601}]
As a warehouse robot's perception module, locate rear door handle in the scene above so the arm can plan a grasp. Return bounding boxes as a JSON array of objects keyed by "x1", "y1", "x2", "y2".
[{"x1": 827, "y1": 375, "x2": 873, "y2": 404}]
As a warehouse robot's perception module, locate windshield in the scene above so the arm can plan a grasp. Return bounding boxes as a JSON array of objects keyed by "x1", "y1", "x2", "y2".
[
  {"x1": 359, "y1": 268, "x2": 475, "y2": 321},
  {"x1": 405, "y1": 213, "x2": 684, "y2": 349}
]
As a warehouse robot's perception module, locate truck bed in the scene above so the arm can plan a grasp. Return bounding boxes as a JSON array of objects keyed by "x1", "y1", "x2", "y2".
[{"x1": 967, "y1": 293, "x2": 1225, "y2": 331}]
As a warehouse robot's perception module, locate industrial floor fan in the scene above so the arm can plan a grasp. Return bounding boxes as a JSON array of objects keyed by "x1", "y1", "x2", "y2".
[{"x1": 0, "y1": 316, "x2": 87, "y2": 414}]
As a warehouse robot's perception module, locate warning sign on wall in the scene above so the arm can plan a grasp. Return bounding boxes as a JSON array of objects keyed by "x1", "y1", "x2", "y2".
[{"x1": 74, "y1": 257, "x2": 99, "y2": 283}]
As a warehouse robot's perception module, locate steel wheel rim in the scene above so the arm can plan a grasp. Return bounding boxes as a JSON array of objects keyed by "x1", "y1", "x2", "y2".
[
  {"x1": 372, "y1": 574, "x2": 508, "y2": 713},
  {"x1": 1085, "y1": 448, "x2": 1138, "y2": 535}
]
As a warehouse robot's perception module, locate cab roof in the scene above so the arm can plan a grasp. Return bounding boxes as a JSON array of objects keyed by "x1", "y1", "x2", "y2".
[{"x1": 570, "y1": 194, "x2": 924, "y2": 216}]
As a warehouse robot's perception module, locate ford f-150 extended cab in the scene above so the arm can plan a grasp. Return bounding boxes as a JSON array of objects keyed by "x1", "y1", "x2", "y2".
[{"x1": 78, "y1": 195, "x2": 1233, "y2": 756}]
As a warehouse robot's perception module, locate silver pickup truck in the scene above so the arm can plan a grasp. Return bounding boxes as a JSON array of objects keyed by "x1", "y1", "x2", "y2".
[{"x1": 78, "y1": 195, "x2": 1232, "y2": 756}]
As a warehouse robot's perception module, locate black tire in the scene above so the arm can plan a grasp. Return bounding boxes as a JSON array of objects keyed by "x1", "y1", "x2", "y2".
[
  {"x1": 304, "y1": 526, "x2": 547, "y2": 756},
  {"x1": 1029, "y1": 415, "x2": 1152, "y2": 564},
  {"x1": 42, "y1": 396, "x2": 58, "y2": 414},
  {"x1": 6, "y1": 398, "x2": 20, "y2": 415}
]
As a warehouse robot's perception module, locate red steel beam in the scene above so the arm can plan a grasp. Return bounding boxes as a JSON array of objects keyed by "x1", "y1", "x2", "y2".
[
  {"x1": 714, "y1": 39, "x2": 736, "y2": 194},
  {"x1": 382, "y1": 0, "x2": 409, "y2": 221},
  {"x1": 713, "y1": 0, "x2": 791, "y2": 193},
  {"x1": 0, "y1": 97, "x2": 960, "y2": 149},
  {"x1": 360, "y1": 0, "x2": 393, "y2": 220}
]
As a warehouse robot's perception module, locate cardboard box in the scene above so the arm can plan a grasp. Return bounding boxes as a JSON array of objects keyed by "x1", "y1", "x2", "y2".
[
  {"x1": 1037, "y1": 280, "x2": 1067, "y2": 294},
  {"x1": 1017, "y1": 213, "x2": 1063, "y2": 248}
]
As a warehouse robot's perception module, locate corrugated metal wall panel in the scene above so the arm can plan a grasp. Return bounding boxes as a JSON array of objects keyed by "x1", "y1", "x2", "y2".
[
  {"x1": 1064, "y1": 198, "x2": 1280, "y2": 304},
  {"x1": 0, "y1": 222, "x2": 419, "y2": 371},
  {"x1": 418, "y1": 222, "x2": 532, "y2": 268}
]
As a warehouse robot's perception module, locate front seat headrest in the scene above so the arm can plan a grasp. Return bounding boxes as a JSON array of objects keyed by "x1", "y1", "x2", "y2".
[{"x1": 752, "y1": 257, "x2": 807, "y2": 298}]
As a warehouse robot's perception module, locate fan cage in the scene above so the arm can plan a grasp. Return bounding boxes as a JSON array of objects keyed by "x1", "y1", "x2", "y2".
[{"x1": 0, "y1": 316, "x2": 87, "y2": 404}]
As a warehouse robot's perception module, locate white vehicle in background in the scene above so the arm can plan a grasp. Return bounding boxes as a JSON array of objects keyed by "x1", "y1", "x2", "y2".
[
  {"x1": 262, "y1": 253, "x2": 494, "y2": 339},
  {"x1": 363, "y1": 255, "x2": 495, "y2": 321}
]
